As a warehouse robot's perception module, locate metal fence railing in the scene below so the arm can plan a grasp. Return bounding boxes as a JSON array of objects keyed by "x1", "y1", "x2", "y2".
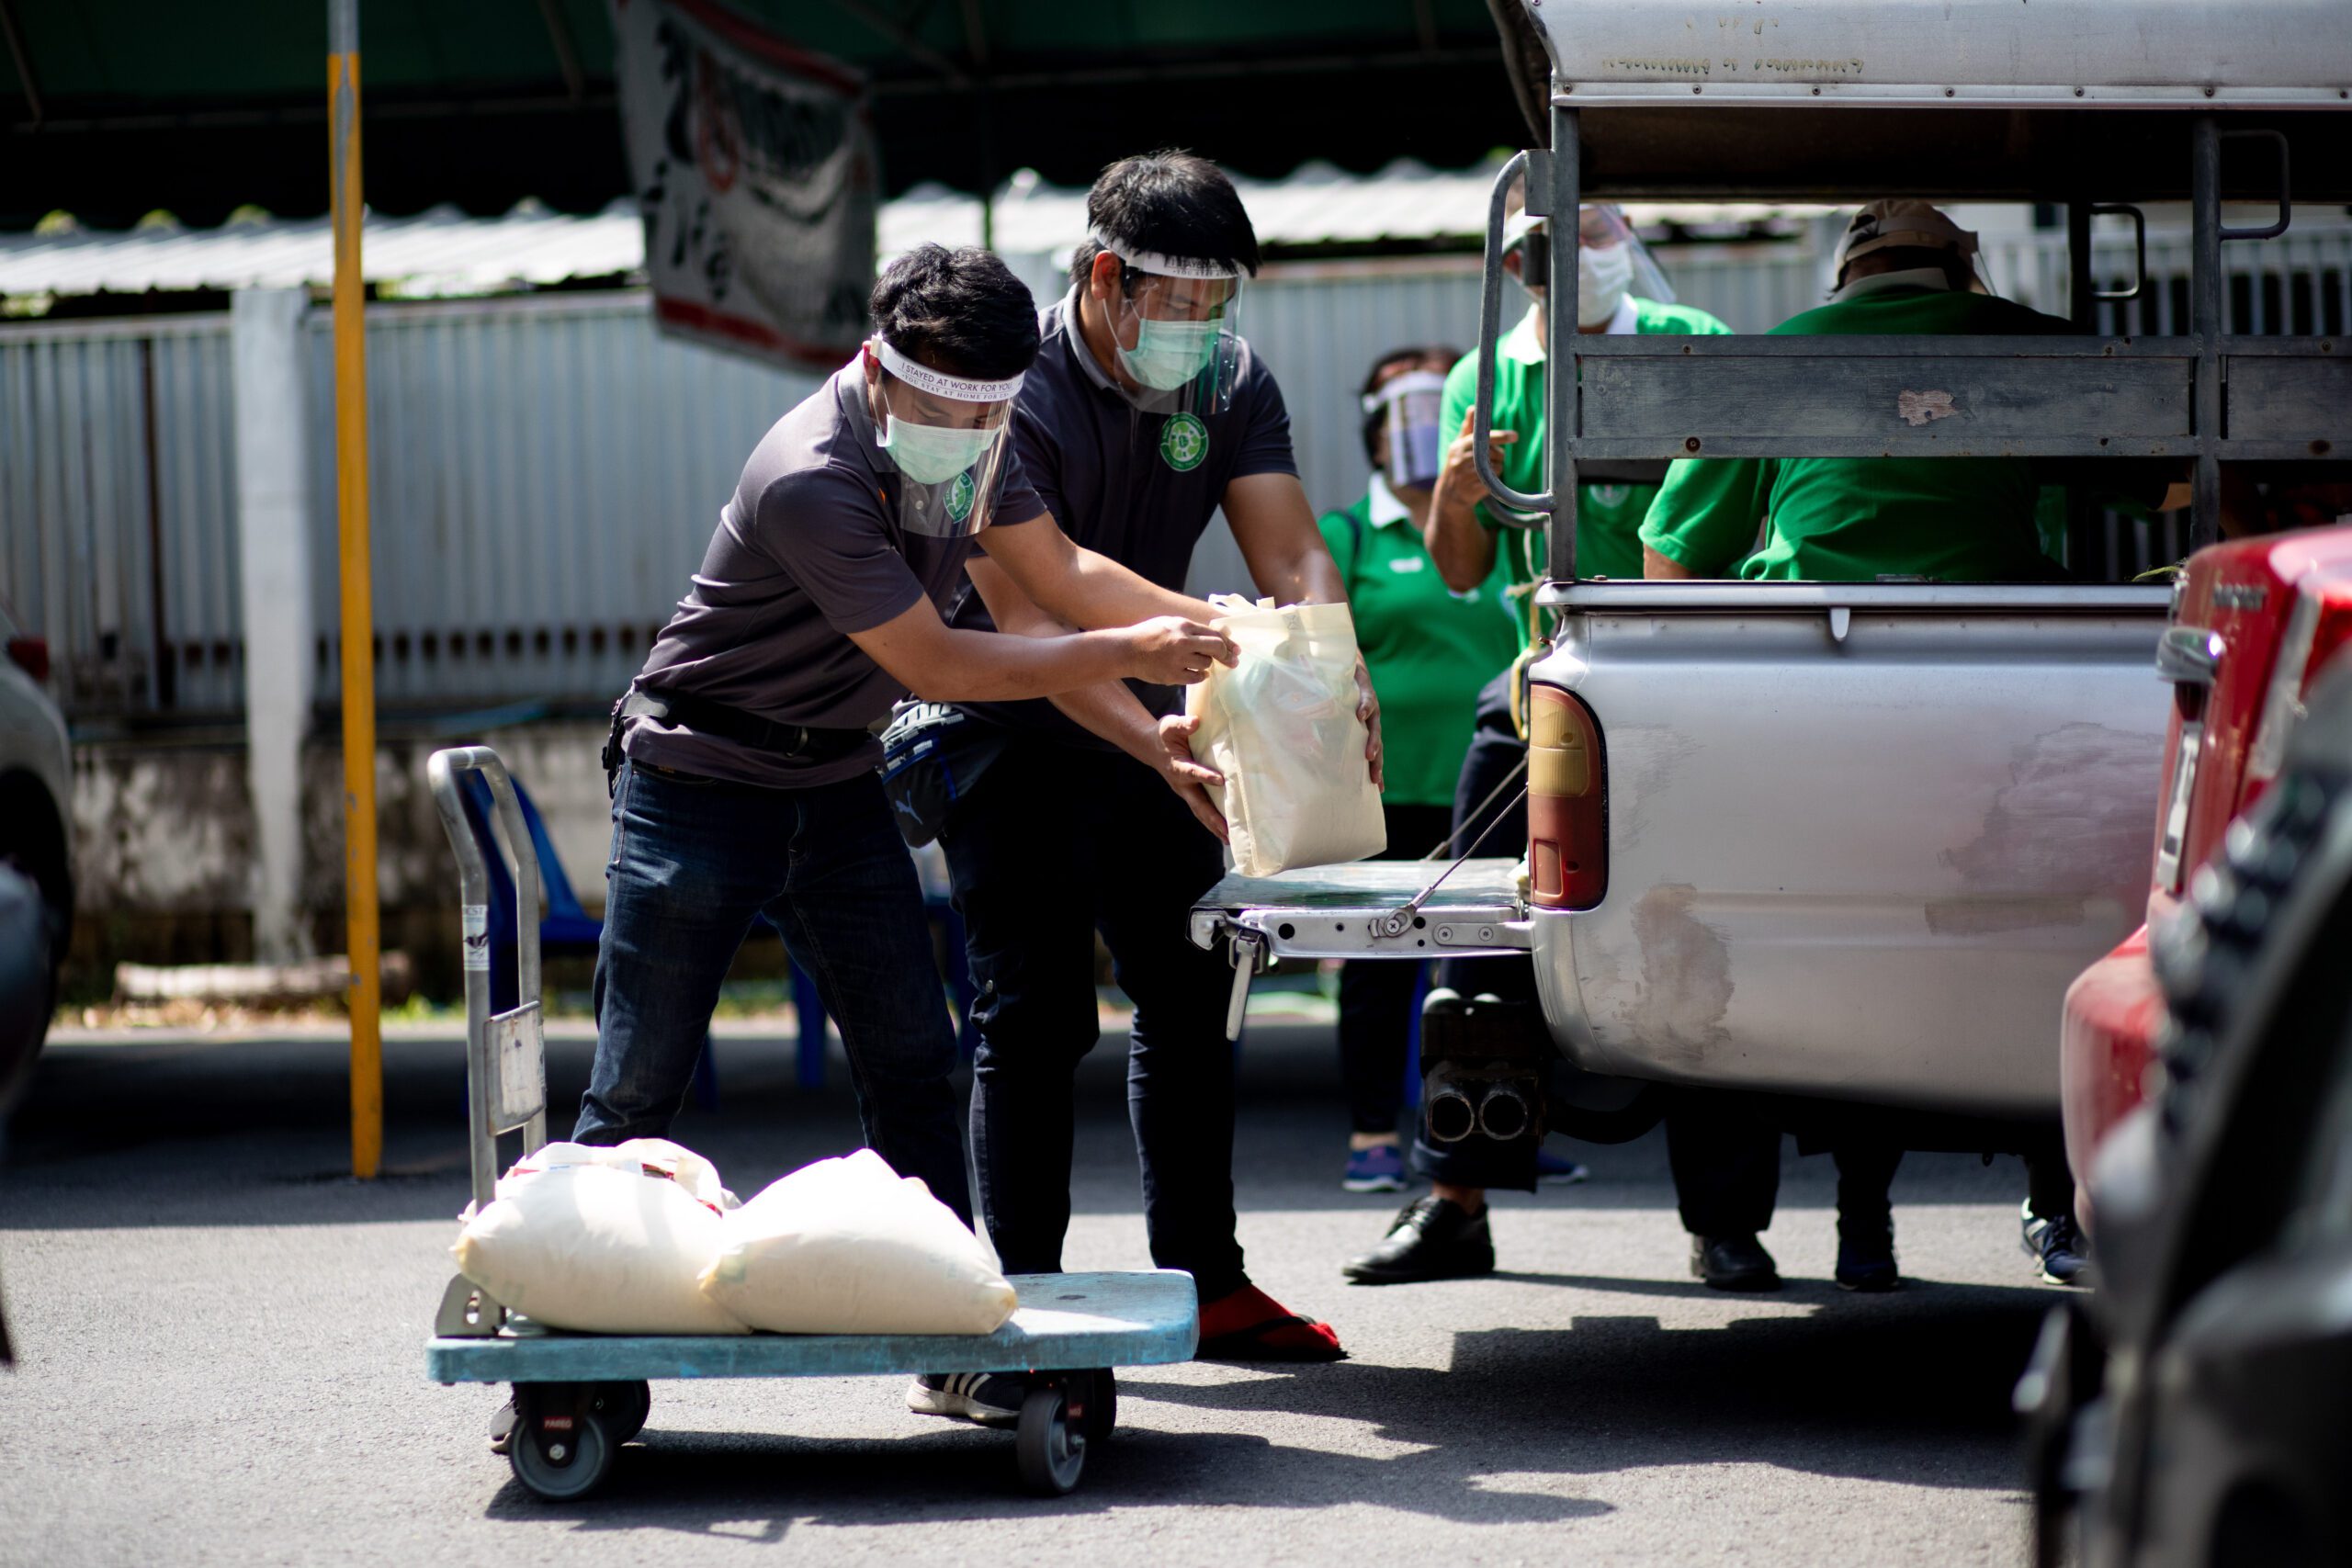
[
  {"x1": 0, "y1": 313, "x2": 243, "y2": 716},
  {"x1": 7, "y1": 224, "x2": 2349, "y2": 720}
]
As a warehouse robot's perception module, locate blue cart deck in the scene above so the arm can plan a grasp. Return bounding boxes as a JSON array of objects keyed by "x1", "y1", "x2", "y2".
[{"x1": 428, "y1": 1269, "x2": 1197, "y2": 1384}]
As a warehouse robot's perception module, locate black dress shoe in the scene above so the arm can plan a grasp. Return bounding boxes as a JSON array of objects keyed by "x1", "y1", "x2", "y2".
[
  {"x1": 1690, "y1": 1233, "x2": 1782, "y2": 1292},
  {"x1": 1343, "y1": 1197, "x2": 1496, "y2": 1284}
]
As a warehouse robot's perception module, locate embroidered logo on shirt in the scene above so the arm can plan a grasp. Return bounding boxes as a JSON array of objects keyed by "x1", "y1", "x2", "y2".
[
  {"x1": 1388, "y1": 557, "x2": 1426, "y2": 573},
  {"x1": 1159, "y1": 413, "x2": 1209, "y2": 473},
  {"x1": 945, "y1": 469, "x2": 977, "y2": 525},
  {"x1": 1590, "y1": 483, "x2": 1633, "y2": 510}
]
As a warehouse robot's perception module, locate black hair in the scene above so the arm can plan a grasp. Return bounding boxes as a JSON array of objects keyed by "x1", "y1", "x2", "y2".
[
  {"x1": 870, "y1": 243, "x2": 1039, "y2": 382},
  {"x1": 1067, "y1": 149, "x2": 1262, "y2": 291},
  {"x1": 1358, "y1": 345, "x2": 1462, "y2": 467}
]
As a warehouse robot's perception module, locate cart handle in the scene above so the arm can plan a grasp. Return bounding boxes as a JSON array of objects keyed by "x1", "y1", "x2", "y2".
[
  {"x1": 428, "y1": 746, "x2": 547, "y2": 1210},
  {"x1": 1473, "y1": 148, "x2": 1555, "y2": 519}
]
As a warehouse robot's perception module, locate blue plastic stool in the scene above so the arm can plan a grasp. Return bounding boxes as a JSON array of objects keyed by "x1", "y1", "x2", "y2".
[{"x1": 454, "y1": 773, "x2": 722, "y2": 1112}]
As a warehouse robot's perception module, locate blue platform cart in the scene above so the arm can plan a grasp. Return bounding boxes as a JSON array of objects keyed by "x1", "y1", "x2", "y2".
[{"x1": 424, "y1": 746, "x2": 1198, "y2": 1500}]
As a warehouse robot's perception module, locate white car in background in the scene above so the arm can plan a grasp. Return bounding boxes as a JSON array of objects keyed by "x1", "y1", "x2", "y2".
[{"x1": 0, "y1": 592, "x2": 71, "y2": 1065}]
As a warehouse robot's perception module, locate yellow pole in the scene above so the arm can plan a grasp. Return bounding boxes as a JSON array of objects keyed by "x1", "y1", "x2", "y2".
[{"x1": 329, "y1": 0, "x2": 381, "y2": 1179}]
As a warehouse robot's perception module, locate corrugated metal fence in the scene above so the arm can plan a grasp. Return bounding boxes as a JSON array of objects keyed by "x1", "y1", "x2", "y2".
[
  {"x1": 0, "y1": 313, "x2": 243, "y2": 715},
  {"x1": 298, "y1": 294, "x2": 822, "y2": 709},
  {"x1": 7, "y1": 225, "x2": 2349, "y2": 719}
]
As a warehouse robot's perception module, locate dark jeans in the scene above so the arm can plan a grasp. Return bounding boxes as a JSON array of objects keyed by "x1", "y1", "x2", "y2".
[
  {"x1": 1666, "y1": 1089, "x2": 1904, "y2": 1240},
  {"x1": 939, "y1": 737, "x2": 1247, "y2": 1299},
  {"x1": 1338, "y1": 801, "x2": 1456, "y2": 1135},
  {"x1": 578, "y1": 761, "x2": 971, "y2": 1225}
]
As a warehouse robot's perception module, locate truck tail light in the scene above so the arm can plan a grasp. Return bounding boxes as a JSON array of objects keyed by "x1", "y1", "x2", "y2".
[
  {"x1": 1527, "y1": 683, "x2": 1605, "y2": 910},
  {"x1": 6, "y1": 637, "x2": 47, "y2": 684}
]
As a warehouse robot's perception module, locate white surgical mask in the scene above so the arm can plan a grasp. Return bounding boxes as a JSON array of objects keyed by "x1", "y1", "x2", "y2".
[
  {"x1": 878, "y1": 414, "x2": 997, "y2": 485},
  {"x1": 1118, "y1": 315, "x2": 1222, "y2": 391},
  {"x1": 1579, "y1": 243, "x2": 1634, "y2": 328}
]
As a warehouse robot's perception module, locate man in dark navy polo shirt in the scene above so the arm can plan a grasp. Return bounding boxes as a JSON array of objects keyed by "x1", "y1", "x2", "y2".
[
  {"x1": 935, "y1": 152, "x2": 1381, "y2": 1361},
  {"x1": 581, "y1": 244, "x2": 1236, "y2": 1419}
]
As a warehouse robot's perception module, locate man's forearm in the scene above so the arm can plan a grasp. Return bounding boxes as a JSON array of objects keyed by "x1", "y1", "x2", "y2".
[
  {"x1": 906, "y1": 626, "x2": 1144, "y2": 703},
  {"x1": 1043, "y1": 548, "x2": 1223, "y2": 629},
  {"x1": 971, "y1": 562, "x2": 1199, "y2": 758},
  {"x1": 1643, "y1": 545, "x2": 1699, "y2": 581},
  {"x1": 1252, "y1": 542, "x2": 1343, "y2": 605},
  {"x1": 1424, "y1": 483, "x2": 1498, "y2": 592}
]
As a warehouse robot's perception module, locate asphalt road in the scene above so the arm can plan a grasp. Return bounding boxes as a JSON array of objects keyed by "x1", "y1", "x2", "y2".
[{"x1": 1, "y1": 1019, "x2": 2064, "y2": 1566}]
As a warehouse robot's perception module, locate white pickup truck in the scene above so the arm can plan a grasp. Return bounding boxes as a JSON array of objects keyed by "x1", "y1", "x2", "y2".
[{"x1": 1192, "y1": 0, "x2": 2352, "y2": 1152}]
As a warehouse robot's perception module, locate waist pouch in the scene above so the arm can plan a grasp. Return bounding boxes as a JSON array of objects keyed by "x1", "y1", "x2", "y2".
[
  {"x1": 879, "y1": 702, "x2": 1010, "y2": 848},
  {"x1": 603, "y1": 688, "x2": 873, "y2": 795}
]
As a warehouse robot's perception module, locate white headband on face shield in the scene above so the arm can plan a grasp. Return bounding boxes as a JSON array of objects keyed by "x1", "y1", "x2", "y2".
[
  {"x1": 872, "y1": 336, "x2": 1024, "y2": 403},
  {"x1": 1361, "y1": 369, "x2": 1446, "y2": 414},
  {"x1": 1091, "y1": 231, "x2": 1242, "y2": 282}
]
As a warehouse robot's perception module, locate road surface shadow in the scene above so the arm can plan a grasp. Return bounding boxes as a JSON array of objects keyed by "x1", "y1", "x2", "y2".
[
  {"x1": 471, "y1": 1284, "x2": 2041, "y2": 1532},
  {"x1": 1136, "y1": 1286, "x2": 2050, "y2": 1495},
  {"x1": 485, "y1": 1422, "x2": 1614, "y2": 1532}
]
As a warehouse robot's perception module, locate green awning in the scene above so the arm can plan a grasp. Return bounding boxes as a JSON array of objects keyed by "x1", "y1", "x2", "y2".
[{"x1": 0, "y1": 0, "x2": 1529, "y2": 230}]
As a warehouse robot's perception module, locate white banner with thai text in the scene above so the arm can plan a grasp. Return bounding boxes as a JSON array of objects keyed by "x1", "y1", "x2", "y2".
[{"x1": 613, "y1": 0, "x2": 878, "y2": 368}]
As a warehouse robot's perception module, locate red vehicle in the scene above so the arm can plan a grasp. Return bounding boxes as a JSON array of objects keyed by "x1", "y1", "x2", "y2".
[{"x1": 2060, "y1": 523, "x2": 2352, "y2": 1222}]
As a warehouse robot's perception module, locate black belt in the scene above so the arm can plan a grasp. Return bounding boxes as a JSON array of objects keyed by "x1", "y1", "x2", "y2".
[{"x1": 613, "y1": 688, "x2": 874, "y2": 765}]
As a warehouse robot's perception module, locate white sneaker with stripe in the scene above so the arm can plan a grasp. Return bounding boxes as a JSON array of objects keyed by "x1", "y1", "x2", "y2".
[{"x1": 906, "y1": 1371, "x2": 1028, "y2": 1425}]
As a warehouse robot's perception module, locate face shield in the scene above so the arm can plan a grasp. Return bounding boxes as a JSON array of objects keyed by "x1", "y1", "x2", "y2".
[
  {"x1": 1090, "y1": 231, "x2": 1247, "y2": 418},
  {"x1": 1506, "y1": 205, "x2": 1677, "y2": 329},
  {"x1": 864, "y1": 336, "x2": 1021, "y2": 539},
  {"x1": 1363, "y1": 369, "x2": 1447, "y2": 493}
]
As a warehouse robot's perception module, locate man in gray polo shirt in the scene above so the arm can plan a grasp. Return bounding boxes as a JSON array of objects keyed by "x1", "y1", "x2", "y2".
[
  {"x1": 931, "y1": 152, "x2": 1380, "y2": 1362},
  {"x1": 582, "y1": 250, "x2": 1233, "y2": 1426}
]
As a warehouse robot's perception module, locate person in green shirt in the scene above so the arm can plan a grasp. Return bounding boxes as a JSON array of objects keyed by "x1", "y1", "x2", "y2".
[
  {"x1": 1318, "y1": 345, "x2": 1523, "y2": 1194},
  {"x1": 1426, "y1": 195, "x2": 1733, "y2": 595},
  {"x1": 1635, "y1": 198, "x2": 2192, "y2": 1292},
  {"x1": 1640, "y1": 198, "x2": 2184, "y2": 583},
  {"x1": 1350, "y1": 202, "x2": 1786, "y2": 1291}
]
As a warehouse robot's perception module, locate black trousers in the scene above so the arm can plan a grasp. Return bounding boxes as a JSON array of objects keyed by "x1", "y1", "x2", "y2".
[
  {"x1": 1337, "y1": 800, "x2": 1457, "y2": 1134},
  {"x1": 1665, "y1": 1090, "x2": 1905, "y2": 1239},
  {"x1": 938, "y1": 736, "x2": 1249, "y2": 1300},
  {"x1": 2023, "y1": 1137, "x2": 2077, "y2": 1223}
]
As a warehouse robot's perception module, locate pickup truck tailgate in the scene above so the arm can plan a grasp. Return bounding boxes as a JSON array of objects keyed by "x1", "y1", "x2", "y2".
[{"x1": 1188, "y1": 857, "x2": 1528, "y2": 961}]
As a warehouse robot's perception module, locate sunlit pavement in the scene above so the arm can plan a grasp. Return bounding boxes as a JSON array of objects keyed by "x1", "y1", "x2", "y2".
[{"x1": 2, "y1": 1020, "x2": 2059, "y2": 1566}]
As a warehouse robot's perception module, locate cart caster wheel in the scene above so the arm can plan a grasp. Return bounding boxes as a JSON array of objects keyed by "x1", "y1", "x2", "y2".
[
  {"x1": 1015, "y1": 1385, "x2": 1086, "y2": 1496},
  {"x1": 1070, "y1": 1370, "x2": 1115, "y2": 1445},
  {"x1": 509, "y1": 1410, "x2": 614, "y2": 1502},
  {"x1": 592, "y1": 1380, "x2": 650, "y2": 1445}
]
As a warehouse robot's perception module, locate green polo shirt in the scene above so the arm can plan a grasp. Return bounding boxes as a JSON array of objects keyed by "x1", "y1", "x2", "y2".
[
  {"x1": 1638, "y1": 282, "x2": 2081, "y2": 582},
  {"x1": 1440, "y1": 297, "x2": 1734, "y2": 585},
  {"x1": 1319, "y1": 479, "x2": 1525, "y2": 807}
]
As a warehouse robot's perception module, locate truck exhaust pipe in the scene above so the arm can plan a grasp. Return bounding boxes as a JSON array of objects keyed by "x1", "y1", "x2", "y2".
[
  {"x1": 1425, "y1": 1087, "x2": 1479, "y2": 1144},
  {"x1": 1477, "y1": 1084, "x2": 1532, "y2": 1142}
]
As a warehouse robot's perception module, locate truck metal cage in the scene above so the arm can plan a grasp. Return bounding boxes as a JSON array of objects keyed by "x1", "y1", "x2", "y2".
[{"x1": 1477, "y1": 0, "x2": 2352, "y2": 583}]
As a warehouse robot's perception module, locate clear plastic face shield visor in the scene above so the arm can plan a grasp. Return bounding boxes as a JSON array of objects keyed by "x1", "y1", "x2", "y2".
[
  {"x1": 1089, "y1": 231, "x2": 1247, "y2": 418},
  {"x1": 1505, "y1": 203, "x2": 1676, "y2": 329},
  {"x1": 862, "y1": 336, "x2": 1021, "y2": 538},
  {"x1": 1363, "y1": 369, "x2": 1447, "y2": 493}
]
